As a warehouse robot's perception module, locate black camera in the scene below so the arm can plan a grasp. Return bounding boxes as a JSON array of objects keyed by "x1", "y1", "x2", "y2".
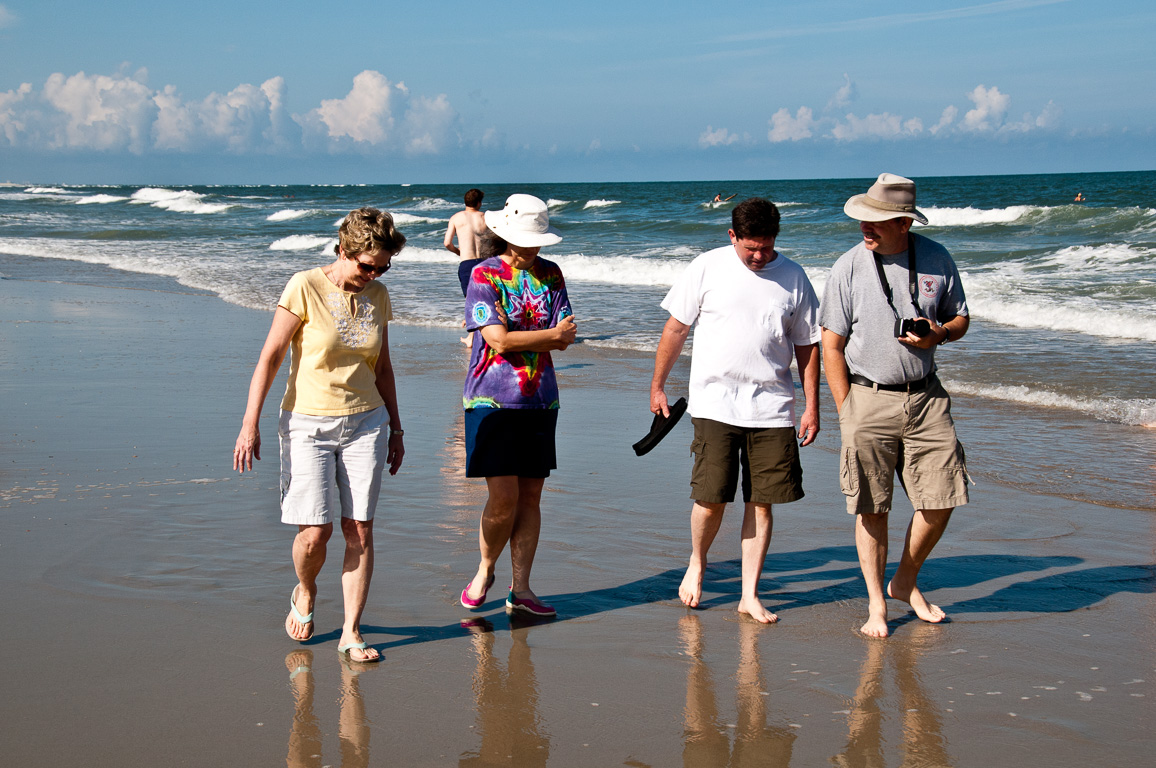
[{"x1": 895, "y1": 317, "x2": 931, "y2": 337}]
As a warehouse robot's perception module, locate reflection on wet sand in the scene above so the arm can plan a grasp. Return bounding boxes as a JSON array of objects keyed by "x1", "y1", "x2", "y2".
[
  {"x1": 832, "y1": 623, "x2": 952, "y2": 767},
  {"x1": 285, "y1": 649, "x2": 373, "y2": 768},
  {"x1": 439, "y1": 410, "x2": 488, "y2": 525},
  {"x1": 460, "y1": 619, "x2": 550, "y2": 767},
  {"x1": 680, "y1": 615, "x2": 795, "y2": 767}
]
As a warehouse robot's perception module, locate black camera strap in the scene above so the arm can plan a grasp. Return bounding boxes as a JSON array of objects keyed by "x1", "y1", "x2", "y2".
[{"x1": 872, "y1": 232, "x2": 921, "y2": 320}]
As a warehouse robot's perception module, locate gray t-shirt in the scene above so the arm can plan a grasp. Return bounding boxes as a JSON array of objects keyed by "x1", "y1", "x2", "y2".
[{"x1": 819, "y1": 233, "x2": 967, "y2": 385}]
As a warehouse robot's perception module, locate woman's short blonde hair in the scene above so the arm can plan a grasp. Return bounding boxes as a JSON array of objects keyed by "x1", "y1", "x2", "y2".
[{"x1": 336, "y1": 207, "x2": 407, "y2": 258}]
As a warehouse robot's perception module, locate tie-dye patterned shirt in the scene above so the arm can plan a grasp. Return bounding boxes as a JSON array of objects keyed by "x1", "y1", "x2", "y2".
[{"x1": 463, "y1": 256, "x2": 573, "y2": 409}]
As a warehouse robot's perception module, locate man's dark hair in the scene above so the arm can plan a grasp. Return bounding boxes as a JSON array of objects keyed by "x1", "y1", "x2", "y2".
[
  {"x1": 731, "y1": 198, "x2": 780, "y2": 240},
  {"x1": 464, "y1": 188, "x2": 484, "y2": 208}
]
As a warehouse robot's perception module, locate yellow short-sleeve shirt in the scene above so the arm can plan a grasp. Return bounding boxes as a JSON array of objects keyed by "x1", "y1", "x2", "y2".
[{"x1": 278, "y1": 267, "x2": 393, "y2": 416}]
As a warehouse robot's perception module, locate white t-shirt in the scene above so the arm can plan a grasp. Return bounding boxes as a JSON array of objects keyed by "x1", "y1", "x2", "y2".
[{"x1": 662, "y1": 245, "x2": 821, "y2": 428}]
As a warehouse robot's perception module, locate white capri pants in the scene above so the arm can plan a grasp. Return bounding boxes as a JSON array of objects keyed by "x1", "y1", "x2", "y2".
[{"x1": 278, "y1": 406, "x2": 389, "y2": 526}]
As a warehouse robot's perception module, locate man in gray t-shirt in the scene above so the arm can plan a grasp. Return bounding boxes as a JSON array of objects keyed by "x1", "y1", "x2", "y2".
[{"x1": 818, "y1": 173, "x2": 970, "y2": 639}]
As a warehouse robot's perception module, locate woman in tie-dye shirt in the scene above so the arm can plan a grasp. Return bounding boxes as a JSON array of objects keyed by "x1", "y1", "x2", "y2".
[{"x1": 459, "y1": 194, "x2": 576, "y2": 618}]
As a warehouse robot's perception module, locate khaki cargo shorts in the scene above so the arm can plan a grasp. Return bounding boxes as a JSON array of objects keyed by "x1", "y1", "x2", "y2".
[{"x1": 837, "y1": 378, "x2": 970, "y2": 515}]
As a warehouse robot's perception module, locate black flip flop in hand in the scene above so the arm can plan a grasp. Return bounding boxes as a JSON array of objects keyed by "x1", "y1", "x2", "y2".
[{"x1": 632, "y1": 397, "x2": 688, "y2": 456}]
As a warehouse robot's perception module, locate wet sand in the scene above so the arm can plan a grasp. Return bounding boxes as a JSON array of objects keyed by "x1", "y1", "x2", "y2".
[{"x1": 1, "y1": 270, "x2": 1153, "y2": 767}]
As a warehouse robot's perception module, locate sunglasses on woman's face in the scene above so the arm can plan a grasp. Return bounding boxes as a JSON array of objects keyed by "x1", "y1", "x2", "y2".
[{"x1": 353, "y1": 258, "x2": 391, "y2": 276}]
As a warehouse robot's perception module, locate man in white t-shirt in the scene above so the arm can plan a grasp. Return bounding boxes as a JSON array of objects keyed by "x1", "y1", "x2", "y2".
[{"x1": 650, "y1": 198, "x2": 821, "y2": 623}]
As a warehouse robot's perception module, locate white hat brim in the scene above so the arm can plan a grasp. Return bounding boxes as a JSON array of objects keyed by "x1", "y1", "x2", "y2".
[
  {"x1": 484, "y1": 210, "x2": 563, "y2": 248},
  {"x1": 844, "y1": 194, "x2": 928, "y2": 225}
]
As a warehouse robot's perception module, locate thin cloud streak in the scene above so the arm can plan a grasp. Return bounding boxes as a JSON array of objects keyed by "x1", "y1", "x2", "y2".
[{"x1": 719, "y1": 0, "x2": 1072, "y2": 43}]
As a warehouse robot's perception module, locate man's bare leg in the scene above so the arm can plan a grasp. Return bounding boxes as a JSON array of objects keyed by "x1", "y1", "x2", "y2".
[
  {"x1": 287, "y1": 523, "x2": 332, "y2": 641},
  {"x1": 736, "y1": 503, "x2": 778, "y2": 623},
  {"x1": 855, "y1": 512, "x2": 890, "y2": 638},
  {"x1": 466, "y1": 476, "x2": 519, "y2": 601},
  {"x1": 887, "y1": 507, "x2": 952, "y2": 623},
  {"x1": 681, "y1": 501, "x2": 725, "y2": 608},
  {"x1": 509, "y1": 477, "x2": 546, "y2": 602},
  {"x1": 339, "y1": 518, "x2": 379, "y2": 662}
]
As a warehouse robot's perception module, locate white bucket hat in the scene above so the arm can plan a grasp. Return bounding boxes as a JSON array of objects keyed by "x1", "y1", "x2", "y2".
[
  {"x1": 484, "y1": 194, "x2": 562, "y2": 248},
  {"x1": 844, "y1": 173, "x2": 929, "y2": 225}
]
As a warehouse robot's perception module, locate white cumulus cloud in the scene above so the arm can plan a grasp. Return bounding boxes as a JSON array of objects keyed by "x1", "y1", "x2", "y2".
[
  {"x1": 0, "y1": 68, "x2": 459, "y2": 157},
  {"x1": 962, "y1": 84, "x2": 1011, "y2": 132},
  {"x1": 768, "y1": 107, "x2": 815, "y2": 142},
  {"x1": 930, "y1": 105, "x2": 958, "y2": 135},
  {"x1": 749, "y1": 83, "x2": 1058, "y2": 145},
  {"x1": 826, "y1": 74, "x2": 858, "y2": 110},
  {"x1": 699, "y1": 125, "x2": 742, "y2": 147},
  {"x1": 297, "y1": 70, "x2": 458, "y2": 154},
  {"x1": 154, "y1": 77, "x2": 295, "y2": 152},
  {"x1": 831, "y1": 112, "x2": 922, "y2": 141}
]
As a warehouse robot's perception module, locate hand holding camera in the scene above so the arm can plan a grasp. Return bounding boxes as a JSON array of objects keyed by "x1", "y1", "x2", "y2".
[{"x1": 895, "y1": 317, "x2": 931, "y2": 338}]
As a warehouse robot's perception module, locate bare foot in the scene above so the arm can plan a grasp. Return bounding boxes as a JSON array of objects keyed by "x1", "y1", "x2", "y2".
[
  {"x1": 888, "y1": 579, "x2": 947, "y2": 623},
  {"x1": 339, "y1": 630, "x2": 381, "y2": 663},
  {"x1": 679, "y1": 564, "x2": 704, "y2": 607},
  {"x1": 286, "y1": 584, "x2": 314, "y2": 642},
  {"x1": 737, "y1": 596, "x2": 779, "y2": 624},
  {"x1": 860, "y1": 603, "x2": 890, "y2": 638}
]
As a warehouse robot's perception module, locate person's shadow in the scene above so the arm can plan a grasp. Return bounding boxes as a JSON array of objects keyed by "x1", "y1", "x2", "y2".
[{"x1": 349, "y1": 548, "x2": 1152, "y2": 649}]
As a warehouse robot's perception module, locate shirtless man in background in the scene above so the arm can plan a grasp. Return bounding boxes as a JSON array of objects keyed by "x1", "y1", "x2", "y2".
[{"x1": 446, "y1": 188, "x2": 487, "y2": 294}]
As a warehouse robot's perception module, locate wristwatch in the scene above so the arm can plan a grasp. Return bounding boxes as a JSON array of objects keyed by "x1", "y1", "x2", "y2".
[{"x1": 390, "y1": 429, "x2": 405, "y2": 437}]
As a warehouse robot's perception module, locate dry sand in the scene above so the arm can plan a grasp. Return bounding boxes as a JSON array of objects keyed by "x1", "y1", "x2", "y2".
[{"x1": 1, "y1": 269, "x2": 1152, "y2": 766}]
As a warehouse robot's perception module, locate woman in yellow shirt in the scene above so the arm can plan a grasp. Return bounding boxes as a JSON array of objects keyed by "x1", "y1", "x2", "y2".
[{"x1": 233, "y1": 208, "x2": 406, "y2": 663}]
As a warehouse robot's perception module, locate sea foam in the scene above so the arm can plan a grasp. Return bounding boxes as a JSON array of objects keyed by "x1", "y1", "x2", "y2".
[
  {"x1": 269, "y1": 235, "x2": 336, "y2": 251},
  {"x1": 945, "y1": 380, "x2": 1156, "y2": 427},
  {"x1": 76, "y1": 194, "x2": 129, "y2": 205},
  {"x1": 583, "y1": 199, "x2": 621, "y2": 209},
  {"x1": 920, "y1": 205, "x2": 1039, "y2": 226},
  {"x1": 130, "y1": 188, "x2": 232, "y2": 215},
  {"x1": 267, "y1": 209, "x2": 319, "y2": 222}
]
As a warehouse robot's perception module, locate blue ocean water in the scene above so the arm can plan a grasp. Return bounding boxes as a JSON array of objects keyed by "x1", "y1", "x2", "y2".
[{"x1": 1, "y1": 172, "x2": 1153, "y2": 509}]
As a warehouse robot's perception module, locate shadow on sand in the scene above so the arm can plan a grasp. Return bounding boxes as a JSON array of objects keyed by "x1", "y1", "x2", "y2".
[{"x1": 301, "y1": 547, "x2": 1154, "y2": 650}]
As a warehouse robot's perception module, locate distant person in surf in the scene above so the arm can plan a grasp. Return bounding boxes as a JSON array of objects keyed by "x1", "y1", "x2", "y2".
[
  {"x1": 712, "y1": 193, "x2": 736, "y2": 204},
  {"x1": 233, "y1": 207, "x2": 407, "y2": 663},
  {"x1": 650, "y1": 197, "x2": 821, "y2": 623},
  {"x1": 446, "y1": 188, "x2": 488, "y2": 296},
  {"x1": 1074, "y1": 192, "x2": 1086, "y2": 202},
  {"x1": 819, "y1": 173, "x2": 971, "y2": 639}
]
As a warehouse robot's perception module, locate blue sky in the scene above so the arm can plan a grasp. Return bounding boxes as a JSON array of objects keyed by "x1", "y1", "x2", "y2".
[{"x1": 1, "y1": 0, "x2": 1153, "y2": 183}]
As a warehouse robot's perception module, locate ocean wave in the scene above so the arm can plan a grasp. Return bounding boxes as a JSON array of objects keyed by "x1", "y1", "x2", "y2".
[
  {"x1": 25, "y1": 186, "x2": 72, "y2": 195},
  {"x1": 268, "y1": 235, "x2": 335, "y2": 251},
  {"x1": 76, "y1": 194, "x2": 129, "y2": 205},
  {"x1": 412, "y1": 197, "x2": 456, "y2": 211},
  {"x1": 945, "y1": 380, "x2": 1156, "y2": 427},
  {"x1": 965, "y1": 291, "x2": 1156, "y2": 342},
  {"x1": 583, "y1": 199, "x2": 621, "y2": 209},
  {"x1": 1030, "y1": 243, "x2": 1154, "y2": 274},
  {"x1": 394, "y1": 246, "x2": 458, "y2": 265},
  {"x1": 920, "y1": 205, "x2": 1038, "y2": 226},
  {"x1": 392, "y1": 212, "x2": 445, "y2": 226},
  {"x1": 267, "y1": 209, "x2": 320, "y2": 222},
  {"x1": 547, "y1": 199, "x2": 571, "y2": 209},
  {"x1": 553, "y1": 253, "x2": 687, "y2": 286},
  {"x1": 130, "y1": 187, "x2": 232, "y2": 215}
]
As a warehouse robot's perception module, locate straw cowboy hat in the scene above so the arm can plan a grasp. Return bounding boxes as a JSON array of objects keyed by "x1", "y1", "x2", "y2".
[
  {"x1": 844, "y1": 173, "x2": 929, "y2": 225},
  {"x1": 484, "y1": 194, "x2": 562, "y2": 248}
]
